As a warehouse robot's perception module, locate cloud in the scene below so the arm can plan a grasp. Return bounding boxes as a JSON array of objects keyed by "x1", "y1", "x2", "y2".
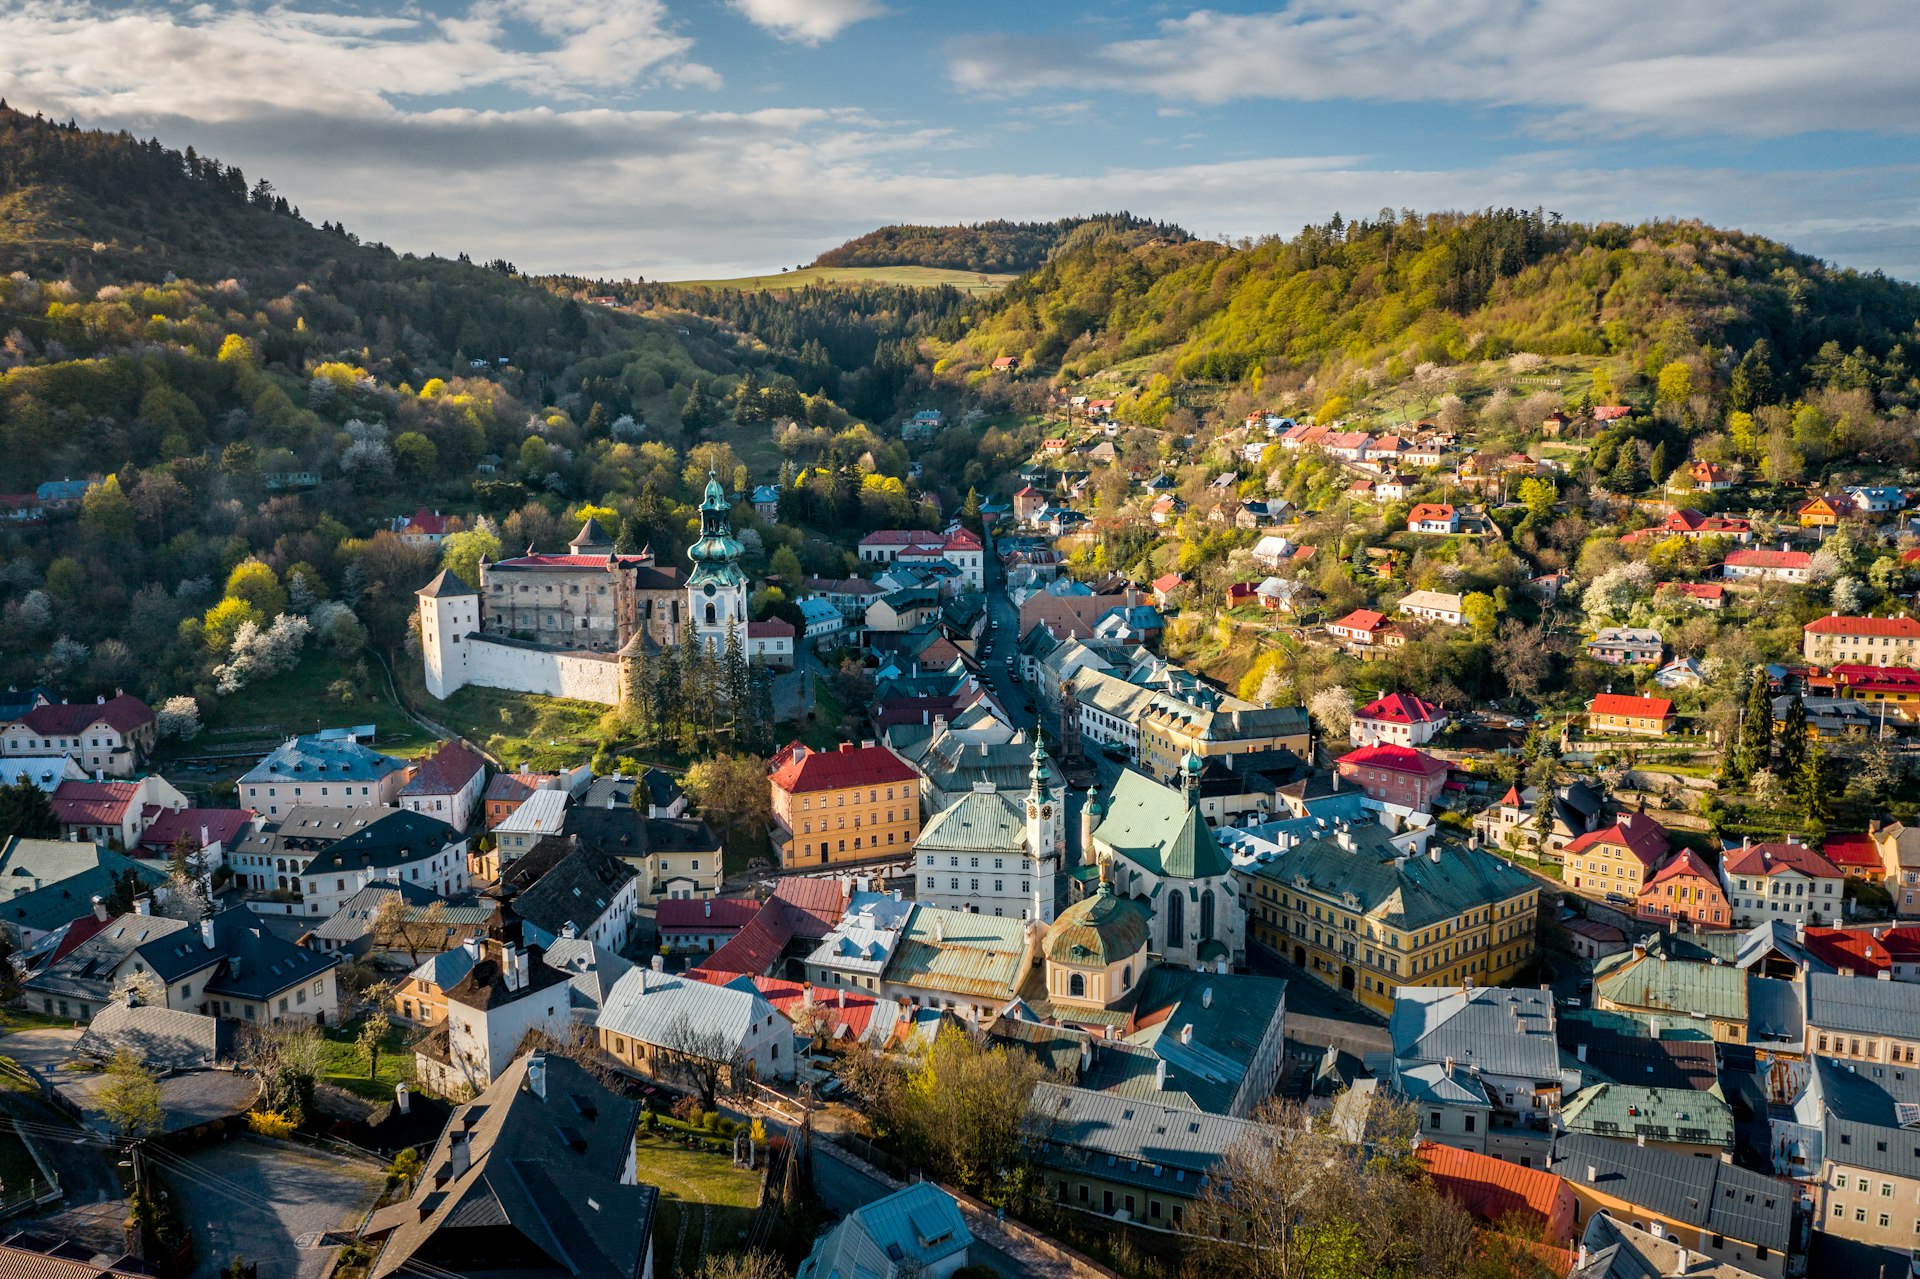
[
  {"x1": 727, "y1": 0, "x2": 885, "y2": 45},
  {"x1": 949, "y1": 0, "x2": 1920, "y2": 137}
]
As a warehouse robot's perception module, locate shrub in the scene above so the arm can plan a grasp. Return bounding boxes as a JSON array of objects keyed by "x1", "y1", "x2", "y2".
[
  {"x1": 246, "y1": 1109, "x2": 297, "y2": 1139},
  {"x1": 701, "y1": 1110, "x2": 722, "y2": 1132},
  {"x1": 672, "y1": 1095, "x2": 702, "y2": 1124}
]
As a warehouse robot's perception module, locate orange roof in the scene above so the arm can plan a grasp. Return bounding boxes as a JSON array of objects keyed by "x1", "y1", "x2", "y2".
[
  {"x1": 1805, "y1": 614, "x2": 1920, "y2": 638},
  {"x1": 1408, "y1": 503, "x2": 1455, "y2": 521},
  {"x1": 1565, "y1": 813, "x2": 1670, "y2": 868},
  {"x1": 1723, "y1": 839, "x2": 1842, "y2": 879},
  {"x1": 1331, "y1": 608, "x2": 1388, "y2": 632},
  {"x1": 1588, "y1": 693, "x2": 1673, "y2": 719},
  {"x1": 1417, "y1": 1144, "x2": 1575, "y2": 1243}
]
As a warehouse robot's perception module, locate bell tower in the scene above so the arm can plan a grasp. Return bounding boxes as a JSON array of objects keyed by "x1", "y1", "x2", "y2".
[
  {"x1": 1024, "y1": 733, "x2": 1059, "y2": 923},
  {"x1": 685, "y1": 470, "x2": 749, "y2": 653}
]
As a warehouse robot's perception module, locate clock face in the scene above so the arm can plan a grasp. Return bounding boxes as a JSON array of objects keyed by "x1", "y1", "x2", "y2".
[
  {"x1": 1043, "y1": 805, "x2": 1053, "y2": 819},
  {"x1": 703, "y1": 583, "x2": 715, "y2": 598}
]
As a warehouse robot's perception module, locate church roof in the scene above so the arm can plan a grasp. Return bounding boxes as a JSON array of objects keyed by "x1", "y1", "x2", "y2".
[
  {"x1": 1045, "y1": 881, "x2": 1149, "y2": 969},
  {"x1": 1094, "y1": 769, "x2": 1230, "y2": 880}
]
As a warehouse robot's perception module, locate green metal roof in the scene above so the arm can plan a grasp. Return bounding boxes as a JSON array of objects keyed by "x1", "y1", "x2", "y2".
[
  {"x1": 1594, "y1": 951, "x2": 1748, "y2": 1024},
  {"x1": 1239, "y1": 825, "x2": 1536, "y2": 933},
  {"x1": 1560, "y1": 1081, "x2": 1733, "y2": 1148},
  {"x1": 915, "y1": 790, "x2": 1025, "y2": 856},
  {"x1": 1094, "y1": 769, "x2": 1230, "y2": 881},
  {"x1": 1045, "y1": 882, "x2": 1151, "y2": 968}
]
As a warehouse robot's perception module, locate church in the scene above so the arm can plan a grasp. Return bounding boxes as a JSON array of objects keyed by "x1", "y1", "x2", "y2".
[
  {"x1": 1087, "y1": 759, "x2": 1246, "y2": 970},
  {"x1": 416, "y1": 473, "x2": 754, "y2": 704}
]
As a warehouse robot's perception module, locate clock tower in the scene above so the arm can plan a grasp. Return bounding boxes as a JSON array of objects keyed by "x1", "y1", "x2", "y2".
[
  {"x1": 686, "y1": 470, "x2": 749, "y2": 653},
  {"x1": 1024, "y1": 733, "x2": 1060, "y2": 923}
]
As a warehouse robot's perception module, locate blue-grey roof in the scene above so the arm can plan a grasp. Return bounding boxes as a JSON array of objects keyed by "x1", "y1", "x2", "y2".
[
  {"x1": 1547, "y1": 1134, "x2": 1791, "y2": 1251},
  {"x1": 797, "y1": 1182, "x2": 972, "y2": 1279},
  {"x1": 239, "y1": 734, "x2": 407, "y2": 786},
  {"x1": 1390, "y1": 986, "x2": 1561, "y2": 1081},
  {"x1": 0, "y1": 839, "x2": 164, "y2": 934},
  {"x1": 1809, "y1": 1055, "x2": 1920, "y2": 1181},
  {"x1": 1806, "y1": 970, "x2": 1920, "y2": 1040},
  {"x1": 300, "y1": 810, "x2": 461, "y2": 876},
  {"x1": 1026, "y1": 1081, "x2": 1260, "y2": 1195}
]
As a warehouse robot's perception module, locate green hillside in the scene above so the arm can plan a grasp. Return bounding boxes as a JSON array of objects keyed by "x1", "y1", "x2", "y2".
[
  {"x1": 670, "y1": 264, "x2": 1015, "y2": 294},
  {"x1": 810, "y1": 213, "x2": 1189, "y2": 273}
]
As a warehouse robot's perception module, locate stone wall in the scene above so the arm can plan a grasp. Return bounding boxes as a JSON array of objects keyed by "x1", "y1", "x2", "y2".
[{"x1": 462, "y1": 637, "x2": 621, "y2": 704}]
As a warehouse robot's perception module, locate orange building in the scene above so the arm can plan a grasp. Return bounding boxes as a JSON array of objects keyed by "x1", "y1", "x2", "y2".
[
  {"x1": 1797, "y1": 494, "x2": 1844, "y2": 527},
  {"x1": 1585, "y1": 692, "x2": 1675, "y2": 737},
  {"x1": 1637, "y1": 849, "x2": 1732, "y2": 930},
  {"x1": 769, "y1": 741, "x2": 921, "y2": 868}
]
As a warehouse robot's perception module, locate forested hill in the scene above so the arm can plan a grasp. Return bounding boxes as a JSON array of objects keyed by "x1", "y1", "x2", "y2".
[
  {"x1": 811, "y1": 214, "x2": 1189, "y2": 273},
  {"x1": 942, "y1": 209, "x2": 1920, "y2": 410}
]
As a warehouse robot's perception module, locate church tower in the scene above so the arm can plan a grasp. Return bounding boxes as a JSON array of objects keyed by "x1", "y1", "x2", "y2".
[
  {"x1": 1025, "y1": 733, "x2": 1060, "y2": 923},
  {"x1": 686, "y1": 471, "x2": 749, "y2": 653}
]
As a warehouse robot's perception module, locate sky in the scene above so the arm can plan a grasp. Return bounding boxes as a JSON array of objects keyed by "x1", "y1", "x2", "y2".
[{"x1": 3, "y1": 0, "x2": 1919, "y2": 280}]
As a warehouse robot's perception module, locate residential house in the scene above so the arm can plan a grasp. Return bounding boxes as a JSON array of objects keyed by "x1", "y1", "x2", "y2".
[
  {"x1": 1726, "y1": 547, "x2": 1815, "y2": 584},
  {"x1": 1797, "y1": 495, "x2": 1845, "y2": 527},
  {"x1": 51, "y1": 775, "x2": 187, "y2": 847},
  {"x1": 1328, "y1": 608, "x2": 1395, "y2": 649},
  {"x1": 1563, "y1": 813, "x2": 1671, "y2": 901},
  {"x1": 797, "y1": 1183, "x2": 973, "y2": 1279},
  {"x1": 1418, "y1": 1144, "x2": 1577, "y2": 1245},
  {"x1": 1585, "y1": 628, "x2": 1663, "y2": 666},
  {"x1": 363, "y1": 1051, "x2": 655, "y2": 1279},
  {"x1": 391, "y1": 508, "x2": 458, "y2": 547},
  {"x1": 499, "y1": 838, "x2": 640, "y2": 955},
  {"x1": 414, "y1": 914, "x2": 573, "y2": 1091},
  {"x1": 1660, "y1": 581, "x2": 1726, "y2": 609},
  {"x1": 1390, "y1": 986, "x2": 1565, "y2": 1162},
  {"x1": 299, "y1": 809, "x2": 469, "y2": 919},
  {"x1": 1592, "y1": 944, "x2": 1753, "y2": 1048},
  {"x1": 27, "y1": 903, "x2": 339, "y2": 1026},
  {"x1": 1845, "y1": 485, "x2": 1907, "y2": 516},
  {"x1": 1135, "y1": 696, "x2": 1310, "y2": 785},
  {"x1": 0, "y1": 838, "x2": 165, "y2": 946},
  {"x1": 1776, "y1": 1054, "x2": 1920, "y2": 1254},
  {"x1": 566, "y1": 777, "x2": 724, "y2": 905},
  {"x1": 1721, "y1": 839, "x2": 1844, "y2": 927},
  {"x1": 0, "y1": 755, "x2": 86, "y2": 793},
  {"x1": 397, "y1": 740, "x2": 487, "y2": 834},
  {"x1": 305, "y1": 880, "x2": 490, "y2": 962},
  {"x1": 1396, "y1": 589, "x2": 1465, "y2": 627},
  {"x1": 1869, "y1": 821, "x2": 1920, "y2": 918},
  {"x1": 1473, "y1": 780, "x2": 1606, "y2": 860},
  {"x1": 1239, "y1": 829, "x2": 1538, "y2": 1016},
  {"x1": 483, "y1": 769, "x2": 559, "y2": 830},
  {"x1": 1805, "y1": 970, "x2": 1920, "y2": 1066},
  {"x1": 0, "y1": 693, "x2": 156, "y2": 777},
  {"x1": 1803, "y1": 615, "x2": 1920, "y2": 668},
  {"x1": 490, "y1": 788, "x2": 571, "y2": 874},
  {"x1": 657, "y1": 897, "x2": 760, "y2": 954},
  {"x1": 914, "y1": 751, "x2": 1060, "y2": 922},
  {"x1": 1560, "y1": 1081, "x2": 1733, "y2": 1156},
  {"x1": 769, "y1": 741, "x2": 922, "y2": 868},
  {"x1": 1586, "y1": 692, "x2": 1676, "y2": 736},
  {"x1": 238, "y1": 734, "x2": 409, "y2": 817},
  {"x1": 1685, "y1": 460, "x2": 1736, "y2": 491},
  {"x1": 746, "y1": 617, "x2": 795, "y2": 668},
  {"x1": 1547, "y1": 1135, "x2": 1795, "y2": 1279},
  {"x1": 596, "y1": 963, "x2": 791, "y2": 1085},
  {"x1": 1638, "y1": 849, "x2": 1733, "y2": 930},
  {"x1": 751, "y1": 483, "x2": 782, "y2": 519},
  {"x1": 874, "y1": 904, "x2": 1040, "y2": 1020},
  {"x1": 1335, "y1": 745, "x2": 1451, "y2": 813},
  {"x1": 1630, "y1": 509, "x2": 1754, "y2": 542},
  {"x1": 1407, "y1": 503, "x2": 1460, "y2": 534},
  {"x1": 1352, "y1": 693, "x2": 1447, "y2": 748}
]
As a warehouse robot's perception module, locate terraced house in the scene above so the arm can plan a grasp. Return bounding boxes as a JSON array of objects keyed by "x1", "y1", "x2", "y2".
[{"x1": 1237, "y1": 822, "x2": 1538, "y2": 1014}]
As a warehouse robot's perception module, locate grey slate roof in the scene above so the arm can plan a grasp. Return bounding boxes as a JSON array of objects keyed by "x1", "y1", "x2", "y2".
[
  {"x1": 1547, "y1": 1133, "x2": 1792, "y2": 1251},
  {"x1": 1806, "y1": 970, "x2": 1920, "y2": 1040},
  {"x1": 1026, "y1": 1081, "x2": 1259, "y2": 1195},
  {"x1": 301, "y1": 810, "x2": 461, "y2": 876},
  {"x1": 505, "y1": 844, "x2": 635, "y2": 946},
  {"x1": 0, "y1": 840, "x2": 165, "y2": 935},
  {"x1": 77, "y1": 1001, "x2": 228, "y2": 1070},
  {"x1": 540, "y1": 939, "x2": 633, "y2": 1014},
  {"x1": 1810, "y1": 1054, "x2": 1920, "y2": 1181},
  {"x1": 1390, "y1": 986, "x2": 1561, "y2": 1081},
  {"x1": 306, "y1": 880, "x2": 445, "y2": 946},
  {"x1": 30, "y1": 904, "x2": 336, "y2": 1005}
]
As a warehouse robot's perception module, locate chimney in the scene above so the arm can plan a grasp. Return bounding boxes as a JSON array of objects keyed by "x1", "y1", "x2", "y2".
[
  {"x1": 395, "y1": 1082, "x2": 411, "y2": 1114},
  {"x1": 91, "y1": 895, "x2": 108, "y2": 923},
  {"x1": 650, "y1": 954, "x2": 665, "y2": 973},
  {"x1": 934, "y1": 916, "x2": 945, "y2": 943},
  {"x1": 450, "y1": 1130, "x2": 472, "y2": 1178},
  {"x1": 703, "y1": 900, "x2": 712, "y2": 919},
  {"x1": 200, "y1": 916, "x2": 216, "y2": 949},
  {"x1": 1202, "y1": 987, "x2": 1213, "y2": 1009},
  {"x1": 836, "y1": 987, "x2": 846, "y2": 1008},
  {"x1": 1576, "y1": 1043, "x2": 1588, "y2": 1063},
  {"x1": 561, "y1": 921, "x2": 579, "y2": 940},
  {"x1": 525, "y1": 1052, "x2": 547, "y2": 1100},
  {"x1": 463, "y1": 936, "x2": 483, "y2": 961},
  {"x1": 839, "y1": 743, "x2": 854, "y2": 753},
  {"x1": 1429, "y1": 843, "x2": 1442, "y2": 864},
  {"x1": 1154, "y1": 1058, "x2": 1166, "y2": 1089},
  {"x1": 1585, "y1": 1164, "x2": 1597, "y2": 1184},
  {"x1": 1179, "y1": 1023, "x2": 1193, "y2": 1045},
  {"x1": 1079, "y1": 1039, "x2": 1092, "y2": 1073},
  {"x1": 134, "y1": 895, "x2": 152, "y2": 917},
  {"x1": 1577, "y1": 1245, "x2": 1588, "y2": 1270}
]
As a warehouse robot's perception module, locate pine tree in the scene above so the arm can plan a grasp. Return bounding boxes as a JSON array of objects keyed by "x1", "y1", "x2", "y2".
[
  {"x1": 625, "y1": 641, "x2": 655, "y2": 743},
  {"x1": 1733, "y1": 667, "x2": 1774, "y2": 782},
  {"x1": 655, "y1": 639, "x2": 683, "y2": 742},
  {"x1": 722, "y1": 618, "x2": 749, "y2": 738},
  {"x1": 749, "y1": 666, "x2": 777, "y2": 753},
  {"x1": 1776, "y1": 691, "x2": 1808, "y2": 778},
  {"x1": 1796, "y1": 744, "x2": 1836, "y2": 824}
]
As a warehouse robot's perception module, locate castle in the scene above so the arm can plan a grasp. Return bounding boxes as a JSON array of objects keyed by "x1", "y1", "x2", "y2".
[{"x1": 417, "y1": 473, "x2": 753, "y2": 705}]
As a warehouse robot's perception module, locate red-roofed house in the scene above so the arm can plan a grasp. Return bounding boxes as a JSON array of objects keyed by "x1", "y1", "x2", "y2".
[
  {"x1": 1406, "y1": 503, "x2": 1459, "y2": 534},
  {"x1": 699, "y1": 875, "x2": 849, "y2": 975},
  {"x1": 392, "y1": 507, "x2": 460, "y2": 547},
  {"x1": 990, "y1": 355, "x2": 1017, "y2": 373},
  {"x1": 1822, "y1": 664, "x2": 1920, "y2": 715},
  {"x1": 1585, "y1": 693, "x2": 1675, "y2": 737},
  {"x1": 747, "y1": 618, "x2": 796, "y2": 669},
  {"x1": 769, "y1": 742, "x2": 921, "y2": 868},
  {"x1": 658, "y1": 897, "x2": 763, "y2": 953},
  {"x1": 1684, "y1": 460, "x2": 1735, "y2": 491},
  {"x1": 1720, "y1": 837, "x2": 1843, "y2": 926},
  {"x1": 1657, "y1": 581, "x2": 1724, "y2": 609},
  {"x1": 1636, "y1": 849, "x2": 1730, "y2": 930},
  {"x1": 1724, "y1": 546, "x2": 1813, "y2": 584},
  {"x1": 1417, "y1": 1144, "x2": 1577, "y2": 1245},
  {"x1": 1803, "y1": 614, "x2": 1920, "y2": 667},
  {"x1": 1565, "y1": 813, "x2": 1670, "y2": 899},
  {"x1": 1821, "y1": 832, "x2": 1888, "y2": 878},
  {"x1": 1334, "y1": 745, "x2": 1451, "y2": 812},
  {"x1": 51, "y1": 775, "x2": 187, "y2": 847},
  {"x1": 136, "y1": 807, "x2": 254, "y2": 863},
  {"x1": 1013, "y1": 486, "x2": 1047, "y2": 525},
  {"x1": 1328, "y1": 608, "x2": 1393, "y2": 649},
  {"x1": 1150, "y1": 572, "x2": 1183, "y2": 608},
  {"x1": 1800, "y1": 926, "x2": 1920, "y2": 980},
  {"x1": 1, "y1": 694, "x2": 156, "y2": 777},
  {"x1": 483, "y1": 770, "x2": 558, "y2": 830},
  {"x1": 1352, "y1": 693, "x2": 1447, "y2": 748},
  {"x1": 399, "y1": 740, "x2": 489, "y2": 833}
]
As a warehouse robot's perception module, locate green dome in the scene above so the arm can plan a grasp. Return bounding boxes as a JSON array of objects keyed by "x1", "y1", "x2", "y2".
[{"x1": 1045, "y1": 881, "x2": 1149, "y2": 969}]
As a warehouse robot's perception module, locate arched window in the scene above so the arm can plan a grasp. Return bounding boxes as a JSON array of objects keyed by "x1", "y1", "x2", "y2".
[
  {"x1": 705, "y1": 603, "x2": 716, "y2": 625},
  {"x1": 1121, "y1": 963, "x2": 1133, "y2": 990},
  {"x1": 1200, "y1": 889, "x2": 1216, "y2": 942},
  {"x1": 1166, "y1": 892, "x2": 1185, "y2": 949},
  {"x1": 1068, "y1": 972, "x2": 1086, "y2": 998}
]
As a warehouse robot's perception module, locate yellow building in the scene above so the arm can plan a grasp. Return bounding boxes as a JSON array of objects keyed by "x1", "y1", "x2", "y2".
[
  {"x1": 1137, "y1": 694, "x2": 1310, "y2": 784},
  {"x1": 1803, "y1": 614, "x2": 1920, "y2": 667},
  {"x1": 1797, "y1": 495, "x2": 1843, "y2": 527},
  {"x1": 1235, "y1": 824, "x2": 1538, "y2": 1015},
  {"x1": 769, "y1": 741, "x2": 921, "y2": 868}
]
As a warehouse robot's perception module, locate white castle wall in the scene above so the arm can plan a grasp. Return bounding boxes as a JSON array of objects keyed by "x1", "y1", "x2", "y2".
[{"x1": 461, "y1": 638, "x2": 621, "y2": 705}]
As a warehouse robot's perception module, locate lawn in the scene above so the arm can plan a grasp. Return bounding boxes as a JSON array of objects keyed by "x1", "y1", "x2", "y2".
[
  {"x1": 187, "y1": 651, "x2": 437, "y2": 761},
  {"x1": 635, "y1": 1131, "x2": 763, "y2": 1278},
  {"x1": 316, "y1": 1016, "x2": 417, "y2": 1105},
  {"x1": 669, "y1": 265, "x2": 1015, "y2": 295},
  {"x1": 394, "y1": 661, "x2": 614, "y2": 772}
]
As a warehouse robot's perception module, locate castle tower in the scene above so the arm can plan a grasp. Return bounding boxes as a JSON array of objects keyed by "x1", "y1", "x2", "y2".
[
  {"x1": 417, "y1": 569, "x2": 479, "y2": 700},
  {"x1": 686, "y1": 471, "x2": 749, "y2": 653},
  {"x1": 1025, "y1": 733, "x2": 1060, "y2": 923}
]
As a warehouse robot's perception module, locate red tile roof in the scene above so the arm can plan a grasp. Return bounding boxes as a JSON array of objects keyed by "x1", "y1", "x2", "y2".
[
  {"x1": 1151, "y1": 572, "x2": 1183, "y2": 593},
  {"x1": 50, "y1": 780, "x2": 139, "y2": 826},
  {"x1": 483, "y1": 771, "x2": 555, "y2": 803},
  {"x1": 1646, "y1": 847, "x2": 1718, "y2": 887},
  {"x1": 1800, "y1": 926, "x2": 1916, "y2": 976},
  {"x1": 685, "y1": 973, "x2": 886, "y2": 1040},
  {"x1": 1726, "y1": 548, "x2": 1811, "y2": 569},
  {"x1": 858, "y1": 530, "x2": 947, "y2": 550},
  {"x1": 399, "y1": 740, "x2": 487, "y2": 797},
  {"x1": 1336, "y1": 744, "x2": 1448, "y2": 777},
  {"x1": 400, "y1": 507, "x2": 453, "y2": 535},
  {"x1": 1565, "y1": 813, "x2": 1670, "y2": 868},
  {"x1": 49, "y1": 913, "x2": 112, "y2": 965},
  {"x1": 1827, "y1": 664, "x2": 1920, "y2": 693},
  {"x1": 657, "y1": 897, "x2": 763, "y2": 933},
  {"x1": 137, "y1": 807, "x2": 253, "y2": 853},
  {"x1": 769, "y1": 875, "x2": 850, "y2": 938},
  {"x1": 1356, "y1": 692, "x2": 1442, "y2": 726},
  {"x1": 492, "y1": 553, "x2": 649, "y2": 568},
  {"x1": 1417, "y1": 1144, "x2": 1575, "y2": 1243},
  {"x1": 769, "y1": 742, "x2": 918, "y2": 795},
  {"x1": 1588, "y1": 693, "x2": 1673, "y2": 719},
  {"x1": 1660, "y1": 581, "x2": 1724, "y2": 601},
  {"x1": 699, "y1": 912, "x2": 791, "y2": 977},
  {"x1": 1407, "y1": 503, "x2": 1455, "y2": 522},
  {"x1": 1805, "y1": 614, "x2": 1920, "y2": 638},
  {"x1": 1821, "y1": 832, "x2": 1885, "y2": 872},
  {"x1": 1723, "y1": 840, "x2": 1842, "y2": 879},
  {"x1": 1330, "y1": 608, "x2": 1389, "y2": 633},
  {"x1": 17, "y1": 694, "x2": 154, "y2": 736},
  {"x1": 747, "y1": 618, "x2": 796, "y2": 639}
]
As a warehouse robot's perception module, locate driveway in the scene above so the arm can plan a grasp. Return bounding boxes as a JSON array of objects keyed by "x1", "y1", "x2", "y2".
[
  {"x1": 160, "y1": 1137, "x2": 383, "y2": 1279},
  {"x1": 0, "y1": 1027, "x2": 84, "y2": 1080}
]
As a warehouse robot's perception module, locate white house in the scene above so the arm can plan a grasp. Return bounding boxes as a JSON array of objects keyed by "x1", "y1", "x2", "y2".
[
  {"x1": 1723, "y1": 546, "x2": 1813, "y2": 585},
  {"x1": 239, "y1": 734, "x2": 408, "y2": 817},
  {"x1": 397, "y1": 740, "x2": 488, "y2": 835},
  {"x1": 0, "y1": 693, "x2": 157, "y2": 778},
  {"x1": 1406, "y1": 504, "x2": 1460, "y2": 535},
  {"x1": 1396, "y1": 590, "x2": 1465, "y2": 627},
  {"x1": 300, "y1": 810, "x2": 469, "y2": 919},
  {"x1": 747, "y1": 618, "x2": 795, "y2": 669},
  {"x1": 417, "y1": 927, "x2": 575, "y2": 1092},
  {"x1": 1351, "y1": 692, "x2": 1447, "y2": 748},
  {"x1": 1719, "y1": 838, "x2": 1844, "y2": 927}
]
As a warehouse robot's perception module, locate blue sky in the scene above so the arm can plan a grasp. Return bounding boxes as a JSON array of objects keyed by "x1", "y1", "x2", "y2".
[{"x1": 3, "y1": 0, "x2": 1918, "y2": 279}]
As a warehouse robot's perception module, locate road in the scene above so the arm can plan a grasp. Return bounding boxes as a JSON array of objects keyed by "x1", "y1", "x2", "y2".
[{"x1": 161, "y1": 1136, "x2": 383, "y2": 1279}]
